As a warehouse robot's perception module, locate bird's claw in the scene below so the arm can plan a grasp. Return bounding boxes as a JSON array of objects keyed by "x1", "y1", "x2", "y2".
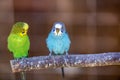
[
  {"x1": 48, "y1": 52, "x2": 56, "y2": 66},
  {"x1": 65, "y1": 52, "x2": 69, "y2": 56},
  {"x1": 65, "y1": 52, "x2": 69, "y2": 65},
  {"x1": 49, "y1": 52, "x2": 52, "y2": 56}
]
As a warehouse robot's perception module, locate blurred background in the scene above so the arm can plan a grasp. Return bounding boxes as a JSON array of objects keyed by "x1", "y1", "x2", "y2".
[{"x1": 0, "y1": 0, "x2": 120, "y2": 80}]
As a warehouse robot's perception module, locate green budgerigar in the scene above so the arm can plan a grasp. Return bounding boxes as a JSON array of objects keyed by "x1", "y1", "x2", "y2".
[{"x1": 7, "y1": 22, "x2": 30, "y2": 59}]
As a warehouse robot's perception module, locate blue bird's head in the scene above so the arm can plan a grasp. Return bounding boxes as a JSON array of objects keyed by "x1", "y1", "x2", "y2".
[{"x1": 51, "y1": 22, "x2": 66, "y2": 36}]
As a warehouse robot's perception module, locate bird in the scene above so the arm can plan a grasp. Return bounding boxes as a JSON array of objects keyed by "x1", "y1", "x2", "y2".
[
  {"x1": 7, "y1": 22, "x2": 30, "y2": 59},
  {"x1": 7, "y1": 22, "x2": 30, "y2": 80},
  {"x1": 46, "y1": 21, "x2": 71, "y2": 79}
]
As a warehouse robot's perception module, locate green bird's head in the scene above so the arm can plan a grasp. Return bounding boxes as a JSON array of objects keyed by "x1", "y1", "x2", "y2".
[{"x1": 11, "y1": 22, "x2": 29, "y2": 36}]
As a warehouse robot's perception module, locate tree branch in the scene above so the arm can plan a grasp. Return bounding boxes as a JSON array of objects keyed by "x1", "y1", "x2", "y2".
[{"x1": 10, "y1": 52, "x2": 120, "y2": 73}]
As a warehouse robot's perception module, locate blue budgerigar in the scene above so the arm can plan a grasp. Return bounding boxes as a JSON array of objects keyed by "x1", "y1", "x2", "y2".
[
  {"x1": 46, "y1": 21, "x2": 71, "y2": 79},
  {"x1": 46, "y1": 21, "x2": 71, "y2": 55}
]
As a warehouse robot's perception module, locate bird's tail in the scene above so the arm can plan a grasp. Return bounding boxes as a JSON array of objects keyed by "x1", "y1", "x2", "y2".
[{"x1": 61, "y1": 67, "x2": 65, "y2": 79}]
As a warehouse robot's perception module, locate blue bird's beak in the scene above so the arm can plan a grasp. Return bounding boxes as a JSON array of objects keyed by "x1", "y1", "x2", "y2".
[{"x1": 56, "y1": 28, "x2": 60, "y2": 34}]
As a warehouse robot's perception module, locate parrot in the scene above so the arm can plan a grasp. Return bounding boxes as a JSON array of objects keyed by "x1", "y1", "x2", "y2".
[
  {"x1": 46, "y1": 21, "x2": 71, "y2": 79},
  {"x1": 7, "y1": 22, "x2": 30, "y2": 80},
  {"x1": 7, "y1": 22, "x2": 30, "y2": 59}
]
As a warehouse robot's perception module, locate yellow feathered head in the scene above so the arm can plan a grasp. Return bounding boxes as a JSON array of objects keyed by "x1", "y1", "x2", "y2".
[{"x1": 11, "y1": 22, "x2": 29, "y2": 36}]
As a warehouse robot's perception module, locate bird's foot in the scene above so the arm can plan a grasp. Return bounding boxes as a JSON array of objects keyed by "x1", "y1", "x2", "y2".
[
  {"x1": 48, "y1": 52, "x2": 56, "y2": 67},
  {"x1": 65, "y1": 52, "x2": 69, "y2": 56},
  {"x1": 65, "y1": 52, "x2": 69, "y2": 58},
  {"x1": 65, "y1": 52, "x2": 69, "y2": 66},
  {"x1": 48, "y1": 52, "x2": 52, "y2": 59},
  {"x1": 49, "y1": 52, "x2": 52, "y2": 56}
]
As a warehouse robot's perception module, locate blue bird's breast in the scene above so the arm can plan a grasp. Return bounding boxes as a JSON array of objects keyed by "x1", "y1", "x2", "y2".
[
  {"x1": 46, "y1": 32, "x2": 70, "y2": 55},
  {"x1": 53, "y1": 38, "x2": 65, "y2": 54}
]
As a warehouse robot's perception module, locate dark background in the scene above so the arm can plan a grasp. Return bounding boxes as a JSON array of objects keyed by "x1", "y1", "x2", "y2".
[{"x1": 0, "y1": 0, "x2": 120, "y2": 80}]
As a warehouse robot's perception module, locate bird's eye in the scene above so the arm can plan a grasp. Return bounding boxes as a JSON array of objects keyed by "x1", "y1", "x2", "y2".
[
  {"x1": 21, "y1": 29, "x2": 25, "y2": 34},
  {"x1": 61, "y1": 30, "x2": 63, "y2": 33},
  {"x1": 53, "y1": 28, "x2": 55, "y2": 32},
  {"x1": 22, "y1": 31, "x2": 25, "y2": 34}
]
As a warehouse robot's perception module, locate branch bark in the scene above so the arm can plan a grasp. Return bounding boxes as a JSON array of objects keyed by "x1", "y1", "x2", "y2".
[{"x1": 10, "y1": 52, "x2": 120, "y2": 73}]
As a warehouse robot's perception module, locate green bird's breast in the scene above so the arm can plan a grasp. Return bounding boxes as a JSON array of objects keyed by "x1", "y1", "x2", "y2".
[{"x1": 8, "y1": 34, "x2": 30, "y2": 59}]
